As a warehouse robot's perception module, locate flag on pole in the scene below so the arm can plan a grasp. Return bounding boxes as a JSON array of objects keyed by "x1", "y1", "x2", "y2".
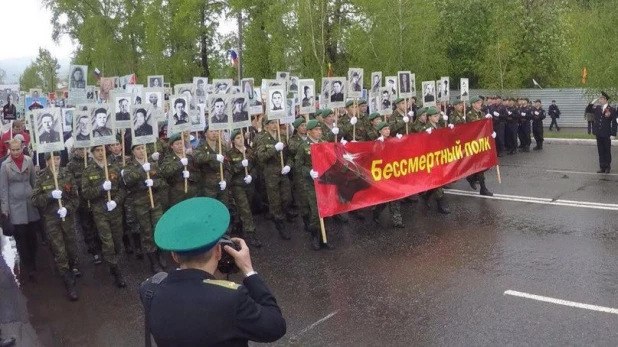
[
  {"x1": 227, "y1": 50, "x2": 239, "y2": 67},
  {"x1": 327, "y1": 63, "x2": 333, "y2": 77},
  {"x1": 582, "y1": 67, "x2": 587, "y2": 84},
  {"x1": 93, "y1": 68, "x2": 101, "y2": 80}
]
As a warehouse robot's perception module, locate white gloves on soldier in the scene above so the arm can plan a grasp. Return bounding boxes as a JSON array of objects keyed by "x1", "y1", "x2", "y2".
[
  {"x1": 151, "y1": 152, "x2": 160, "y2": 161},
  {"x1": 180, "y1": 157, "x2": 188, "y2": 166},
  {"x1": 57, "y1": 207, "x2": 67, "y2": 218},
  {"x1": 493, "y1": 111, "x2": 499, "y2": 117},
  {"x1": 377, "y1": 136, "x2": 385, "y2": 142},
  {"x1": 145, "y1": 179, "x2": 153, "y2": 187},
  {"x1": 350, "y1": 116, "x2": 358, "y2": 125},
  {"x1": 106, "y1": 200, "x2": 117, "y2": 212},
  {"x1": 216, "y1": 154, "x2": 224, "y2": 163},
  {"x1": 425, "y1": 128, "x2": 433, "y2": 134},
  {"x1": 219, "y1": 181, "x2": 227, "y2": 191},
  {"x1": 310, "y1": 170, "x2": 319, "y2": 179},
  {"x1": 182, "y1": 170, "x2": 190, "y2": 178},
  {"x1": 396, "y1": 133, "x2": 403, "y2": 139},
  {"x1": 142, "y1": 162, "x2": 151, "y2": 172},
  {"x1": 51, "y1": 189, "x2": 63, "y2": 200},
  {"x1": 274, "y1": 142, "x2": 284, "y2": 151},
  {"x1": 331, "y1": 127, "x2": 339, "y2": 135},
  {"x1": 403, "y1": 116, "x2": 410, "y2": 123},
  {"x1": 491, "y1": 132, "x2": 497, "y2": 139},
  {"x1": 441, "y1": 112, "x2": 448, "y2": 121},
  {"x1": 281, "y1": 165, "x2": 291, "y2": 175},
  {"x1": 448, "y1": 124, "x2": 455, "y2": 129},
  {"x1": 485, "y1": 114, "x2": 493, "y2": 119},
  {"x1": 408, "y1": 111, "x2": 414, "y2": 118},
  {"x1": 102, "y1": 180, "x2": 112, "y2": 191},
  {"x1": 244, "y1": 175, "x2": 252, "y2": 184},
  {"x1": 340, "y1": 138, "x2": 348, "y2": 146},
  {"x1": 241, "y1": 159, "x2": 248, "y2": 167}
]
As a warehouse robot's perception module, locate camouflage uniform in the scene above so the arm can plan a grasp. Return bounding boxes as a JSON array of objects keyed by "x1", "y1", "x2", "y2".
[
  {"x1": 108, "y1": 151, "x2": 141, "y2": 249},
  {"x1": 31, "y1": 167, "x2": 79, "y2": 273},
  {"x1": 147, "y1": 138, "x2": 171, "y2": 210},
  {"x1": 449, "y1": 109, "x2": 466, "y2": 125},
  {"x1": 193, "y1": 141, "x2": 231, "y2": 205},
  {"x1": 227, "y1": 146, "x2": 257, "y2": 236},
  {"x1": 159, "y1": 151, "x2": 200, "y2": 207},
  {"x1": 388, "y1": 109, "x2": 407, "y2": 136},
  {"x1": 80, "y1": 160, "x2": 126, "y2": 265},
  {"x1": 320, "y1": 122, "x2": 337, "y2": 142},
  {"x1": 370, "y1": 124, "x2": 403, "y2": 227},
  {"x1": 288, "y1": 133, "x2": 310, "y2": 226},
  {"x1": 465, "y1": 108, "x2": 491, "y2": 195},
  {"x1": 337, "y1": 112, "x2": 353, "y2": 141}
]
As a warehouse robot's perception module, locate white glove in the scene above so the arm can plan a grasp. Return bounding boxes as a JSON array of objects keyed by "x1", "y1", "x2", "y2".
[
  {"x1": 51, "y1": 189, "x2": 63, "y2": 200},
  {"x1": 485, "y1": 114, "x2": 493, "y2": 119},
  {"x1": 508, "y1": 111, "x2": 512, "y2": 115},
  {"x1": 275, "y1": 142, "x2": 284, "y2": 151},
  {"x1": 121, "y1": 169, "x2": 125, "y2": 177},
  {"x1": 142, "y1": 162, "x2": 151, "y2": 172},
  {"x1": 180, "y1": 157, "x2": 188, "y2": 166},
  {"x1": 102, "y1": 180, "x2": 112, "y2": 191},
  {"x1": 331, "y1": 127, "x2": 339, "y2": 135},
  {"x1": 448, "y1": 123, "x2": 455, "y2": 129},
  {"x1": 151, "y1": 152, "x2": 160, "y2": 161},
  {"x1": 241, "y1": 159, "x2": 248, "y2": 167},
  {"x1": 281, "y1": 165, "x2": 291, "y2": 175},
  {"x1": 403, "y1": 116, "x2": 410, "y2": 123},
  {"x1": 182, "y1": 170, "x2": 190, "y2": 178},
  {"x1": 407, "y1": 111, "x2": 414, "y2": 117},
  {"x1": 534, "y1": 111, "x2": 539, "y2": 115},
  {"x1": 185, "y1": 147, "x2": 193, "y2": 155},
  {"x1": 396, "y1": 133, "x2": 403, "y2": 139},
  {"x1": 592, "y1": 98, "x2": 599, "y2": 104},
  {"x1": 243, "y1": 175, "x2": 252, "y2": 184},
  {"x1": 491, "y1": 131, "x2": 497, "y2": 139},
  {"x1": 340, "y1": 138, "x2": 348, "y2": 146},
  {"x1": 310, "y1": 169, "x2": 319, "y2": 179},
  {"x1": 216, "y1": 154, "x2": 224, "y2": 163},
  {"x1": 350, "y1": 116, "x2": 358, "y2": 125},
  {"x1": 377, "y1": 136, "x2": 385, "y2": 142},
  {"x1": 521, "y1": 112, "x2": 527, "y2": 116},
  {"x1": 106, "y1": 200, "x2": 117, "y2": 212},
  {"x1": 57, "y1": 207, "x2": 67, "y2": 218},
  {"x1": 441, "y1": 113, "x2": 448, "y2": 121},
  {"x1": 145, "y1": 179, "x2": 154, "y2": 187},
  {"x1": 493, "y1": 111, "x2": 499, "y2": 117},
  {"x1": 219, "y1": 181, "x2": 227, "y2": 191},
  {"x1": 425, "y1": 128, "x2": 433, "y2": 134}
]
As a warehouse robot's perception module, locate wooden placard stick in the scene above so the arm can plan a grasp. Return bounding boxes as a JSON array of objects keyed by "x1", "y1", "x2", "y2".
[
  {"x1": 217, "y1": 131, "x2": 225, "y2": 181},
  {"x1": 334, "y1": 108, "x2": 339, "y2": 142},
  {"x1": 121, "y1": 129, "x2": 126, "y2": 166},
  {"x1": 144, "y1": 145, "x2": 155, "y2": 208},
  {"x1": 319, "y1": 218, "x2": 327, "y2": 244},
  {"x1": 102, "y1": 150, "x2": 112, "y2": 202},
  {"x1": 405, "y1": 98, "x2": 409, "y2": 134},
  {"x1": 181, "y1": 132, "x2": 188, "y2": 193},
  {"x1": 276, "y1": 120, "x2": 284, "y2": 169},
  {"x1": 83, "y1": 150, "x2": 91, "y2": 208},
  {"x1": 353, "y1": 98, "x2": 357, "y2": 140},
  {"x1": 240, "y1": 128, "x2": 249, "y2": 176},
  {"x1": 50, "y1": 152, "x2": 65, "y2": 222},
  {"x1": 496, "y1": 165, "x2": 502, "y2": 184}
]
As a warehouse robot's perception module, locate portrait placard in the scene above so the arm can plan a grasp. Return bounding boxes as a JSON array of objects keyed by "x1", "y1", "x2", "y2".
[
  {"x1": 370, "y1": 72, "x2": 382, "y2": 94},
  {"x1": 231, "y1": 93, "x2": 251, "y2": 129},
  {"x1": 69, "y1": 65, "x2": 88, "y2": 91},
  {"x1": 33, "y1": 108, "x2": 64, "y2": 153},
  {"x1": 168, "y1": 95, "x2": 191, "y2": 134},
  {"x1": 90, "y1": 104, "x2": 116, "y2": 146},
  {"x1": 347, "y1": 68, "x2": 363, "y2": 98},
  {"x1": 460, "y1": 78, "x2": 470, "y2": 101},
  {"x1": 438, "y1": 77, "x2": 450, "y2": 102},
  {"x1": 143, "y1": 88, "x2": 165, "y2": 122},
  {"x1": 191, "y1": 104, "x2": 206, "y2": 132},
  {"x1": 385, "y1": 76, "x2": 397, "y2": 97},
  {"x1": 398, "y1": 71, "x2": 412, "y2": 98},
  {"x1": 288, "y1": 76, "x2": 299, "y2": 94},
  {"x1": 422, "y1": 81, "x2": 437, "y2": 107},
  {"x1": 148, "y1": 75, "x2": 164, "y2": 88},
  {"x1": 378, "y1": 87, "x2": 394, "y2": 116},
  {"x1": 326, "y1": 77, "x2": 346, "y2": 108},
  {"x1": 208, "y1": 94, "x2": 231, "y2": 131},
  {"x1": 99, "y1": 77, "x2": 116, "y2": 101},
  {"x1": 126, "y1": 84, "x2": 144, "y2": 105},
  {"x1": 298, "y1": 79, "x2": 316, "y2": 114},
  {"x1": 410, "y1": 73, "x2": 417, "y2": 97},
  {"x1": 111, "y1": 92, "x2": 133, "y2": 128},
  {"x1": 212, "y1": 79, "x2": 233, "y2": 95},
  {"x1": 131, "y1": 105, "x2": 156, "y2": 145},
  {"x1": 250, "y1": 87, "x2": 263, "y2": 115},
  {"x1": 72, "y1": 110, "x2": 92, "y2": 148},
  {"x1": 266, "y1": 87, "x2": 287, "y2": 120},
  {"x1": 62, "y1": 108, "x2": 74, "y2": 133},
  {"x1": 193, "y1": 77, "x2": 208, "y2": 104}
]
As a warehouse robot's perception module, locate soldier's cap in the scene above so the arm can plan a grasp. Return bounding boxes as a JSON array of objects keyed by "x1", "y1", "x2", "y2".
[
  {"x1": 358, "y1": 99, "x2": 367, "y2": 105},
  {"x1": 131, "y1": 143, "x2": 144, "y2": 150},
  {"x1": 368, "y1": 112, "x2": 382, "y2": 121},
  {"x1": 306, "y1": 119, "x2": 321, "y2": 130},
  {"x1": 478, "y1": 96, "x2": 485, "y2": 101},
  {"x1": 321, "y1": 109, "x2": 334, "y2": 117},
  {"x1": 90, "y1": 145, "x2": 105, "y2": 152},
  {"x1": 426, "y1": 107, "x2": 439, "y2": 116},
  {"x1": 292, "y1": 117, "x2": 306, "y2": 128},
  {"x1": 345, "y1": 100, "x2": 355, "y2": 107},
  {"x1": 601, "y1": 91, "x2": 610, "y2": 100},
  {"x1": 263, "y1": 117, "x2": 277, "y2": 125},
  {"x1": 469, "y1": 96, "x2": 482, "y2": 104},
  {"x1": 44, "y1": 151, "x2": 61, "y2": 161},
  {"x1": 376, "y1": 121, "x2": 389, "y2": 132},
  {"x1": 534, "y1": 99, "x2": 542, "y2": 104},
  {"x1": 417, "y1": 107, "x2": 427, "y2": 115},
  {"x1": 155, "y1": 197, "x2": 230, "y2": 256},
  {"x1": 168, "y1": 133, "x2": 182, "y2": 145},
  {"x1": 453, "y1": 99, "x2": 463, "y2": 105},
  {"x1": 234, "y1": 97, "x2": 245, "y2": 104},
  {"x1": 394, "y1": 98, "x2": 405, "y2": 105}
]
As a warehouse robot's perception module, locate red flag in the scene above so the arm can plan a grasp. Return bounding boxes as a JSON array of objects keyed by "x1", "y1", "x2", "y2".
[{"x1": 310, "y1": 120, "x2": 498, "y2": 217}]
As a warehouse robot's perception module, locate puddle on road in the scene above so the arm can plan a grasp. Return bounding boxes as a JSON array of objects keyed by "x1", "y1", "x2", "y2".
[{"x1": 1, "y1": 234, "x2": 20, "y2": 286}]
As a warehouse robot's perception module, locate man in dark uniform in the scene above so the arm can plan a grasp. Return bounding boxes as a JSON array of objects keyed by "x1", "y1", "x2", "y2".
[
  {"x1": 586, "y1": 92, "x2": 617, "y2": 173},
  {"x1": 232, "y1": 98, "x2": 249, "y2": 123},
  {"x1": 517, "y1": 98, "x2": 533, "y2": 152},
  {"x1": 139, "y1": 198, "x2": 286, "y2": 346},
  {"x1": 39, "y1": 113, "x2": 61, "y2": 143},
  {"x1": 548, "y1": 100, "x2": 561, "y2": 131},
  {"x1": 488, "y1": 96, "x2": 506, "y2": 156},
  {"x1": 505, "y1": 98, "x2": 519, "y2": 155},
  {"x1": 330, "y1": 81, "x2": 344, "y2": 102},
  {"x1": 116, "y1": 98, "x2": 130, "y2": 121},
  {"x1": 531, "y1": 99, "x2": 546, "y2": 150}
]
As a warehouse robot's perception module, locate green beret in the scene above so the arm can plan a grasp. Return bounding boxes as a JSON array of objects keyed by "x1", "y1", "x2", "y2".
[
  {"x1": 90, "y1": 145, "x2": 104, "y2": 152},
  {"x1": 230, "y1": 129, "x2": 242, "y2": 141},
  {"x1": 470, "y1": 96, "x2": 481, "y2": 104},
  {"x1": 453, "y1": 99, "x2": 463, "y2": 105},
  {"x1": 168, "y1": 133, "x2": 182, "y2": 145},
  {"x1": 426, "y1": 107, "x2": 439, "y2": 116},
  {"x1": 155, "y1": 198, "x2": 230, "y2": 255},
  {"x1": 44, "y1": 151, "x2": 61, "y2": 160},
  {"x1": 345, "y1": 100, "x2": 355, "y2": 107},
  {"x1": 376, "y1": 121, "x2": 389, "y2": 132},
  {"x1": 394, "y1": 98, "x2": 405, "y2": 105},
  {"x1": 358, "y1": 99, "x2": 367, "y2": 105},
  {"x1": 131, "y1": 143, "x2": 142, "y2": 150},
  {"x1": 292, "y1": 117, "x2": 306, "y2": 128},
  {"x1": 263, "y1": 117, "x2": 276, "y2": 125},
  {"x1": 417, "y1": 107, "x2": 427, "y2": 115},
  {"x1": 315, "y1": 109, "x2": 323, "y2": 117},
  {"x1": 306, "y1": 119, "x2": 320, "y2": 130},
  {"x1": 321, "y1": 109, "x2": 334, "y2": 117},
  {"x1": 368, "y1": 112, "x2": 382, "y2": 121}
]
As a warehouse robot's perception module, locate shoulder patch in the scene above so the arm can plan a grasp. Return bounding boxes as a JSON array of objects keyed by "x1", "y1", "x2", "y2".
[
  {"x1": 89, "y1": 175, "x2": 100, "y2": 180},
  {"x1": 203, "y1": 279, "x2": 240, "y2": 290}
]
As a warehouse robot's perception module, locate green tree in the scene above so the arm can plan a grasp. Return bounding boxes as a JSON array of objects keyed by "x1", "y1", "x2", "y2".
[
  {"x1": 35, "y1": 48, "x2": 60, "y2": 92},
  {"x1": 19, "y1": 64, "x2": 43, "y2": 91}
]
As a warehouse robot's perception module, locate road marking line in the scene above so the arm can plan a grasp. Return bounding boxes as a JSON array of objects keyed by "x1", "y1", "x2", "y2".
[
  {"x1": 445, "y1": 189, "x2": 618, "y2": 211},
  {"x1": 546, "y1": 169, "x2": 618, "y2": 177},
  {"x1": 504, "y1": 290, "x2": 618, "y2": 315},
  {"x1": 288, "y1": 310, "x2": 339, "y2": 341}
]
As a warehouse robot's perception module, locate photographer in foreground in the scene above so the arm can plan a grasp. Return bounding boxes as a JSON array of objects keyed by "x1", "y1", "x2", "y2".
[{"x1": 139, "y1": 197, "x2": 286, "y2": 347}]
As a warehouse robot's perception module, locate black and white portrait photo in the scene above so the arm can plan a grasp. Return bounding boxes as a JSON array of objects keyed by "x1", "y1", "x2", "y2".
[
  {"x1": 232, "y1": 93, "x2": 250, "y2": 128},
  {"x1": 208, "y1": 95, "x2": 230, "y2": 131},
  {"x1": 385, "y1": 76, "x2": 397, "y2": 97},
  {"x1": 422, "y1": 81, "x2": 437, "y2": 107},
  {"x1": 62, "y1": 108, "x2": 74, "y2": 133},
  {"x1": 193, "y1": 77, "x2": 208, "y2": 104},
  {"x1": 91, "y1": 105, "x2": 115, "y2": 144},
  {"x1": 320, "y1": 79, "x2": 330, "y2": 109},
  {"x1": 133, "y1": 108, "x2": 153, "y2": 137},
  {"x1": 299, "y1": 79, "x2": 315, "y2": 114},
  {"x1": 114, "y1": 93, "x2": 132, "y2": 128},
  {"x1": 410, "y1": 73, "x2": 417, "y2": 95},
  {"x1": 348, "y1": 68, "x2": 363, "y2": 98},
  {"x1": 379, "y1": 88, "x2": 393, "y2": 116},
  {"x1": 69, "y1": 65, "x2": 87, "y2": 90},
  {"x1": 86, "y1": 86, "x2": 97, "y2": 101},
  {"x1": 438, "y1": 77, "x2": 450, "y2": 101},
  {"x1": 267, "y1": 87, "x2": 286, "y2": 120},
  {"x1": 190, "y1": 103, "x2": 206, "y2": 133},
  {"x1": 37, "y1": 110, "x2": 61, "y2": 144},
  {"x1": 213, "y1": 79, "x2": 233, "y2": 94},
  {"x1": 144, "y1": 88, "x2": 165, "y2": 121},
  {"x1": 288, "y1": 76, "x2": 299, "y2": 93},
  {"x1": 329, "y1": 77, "x2": 346, "y2": 108},
  {"x1": 460, "y1": 78, "x2": 469, "y2": 101},
  {"x1": 371, "y1": 72, "x2": 382, "y2": 94},
  {"x1": 168, "y1": 95, "x2": 191, "y2": 134},
  {"x1": 148, "y1": 76, "x2": 164, "y2": 88},
  {"x1": 126, "y1": 84, "x2": 144, "y2": 105},
  {"x1": 73, "y1": 112, "x2": 91, "y2": 145},
  {"x1": 277, "y1": 71, "x2": 290, "y2": 83},
  {"x1": 398, "y1": 71, "x2": 412, "y2": 98}
]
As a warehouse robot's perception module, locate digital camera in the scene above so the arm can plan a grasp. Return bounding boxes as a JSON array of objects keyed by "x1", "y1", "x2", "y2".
[{"x1": 217, "y1": 236, "x2": 240, "y2": 274}]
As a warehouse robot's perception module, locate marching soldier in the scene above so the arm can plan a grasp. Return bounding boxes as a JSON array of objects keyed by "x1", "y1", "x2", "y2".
[
  {"x1": 505, "y1": 98, "x2": 519, "y2": 155},
  {"x1": 80, "y1": 145, "x2": 127, "y2": 288},
  {"x1": 517, "y1": 98, "x2": 533, "y2": 152},
  {"x1": 107, "y1": 135, "x2": 124, "y2": 164},
  {"x1": 338, "y1": 101, "x2": 355, "y2": 141},
  {"x1": 388, "y1": 98, "x2": 408, "y2": 136},
  {"x1": 31, "y1": 152, "x2": 80, "y2": 301},
  {"x1": 411, "y1": 107, "x2": 428, "y2": 133},
  {"x1": 122, "y1": 144, "x2": 168, "y2": 273},
  {"x1": 358, "y1": 99, "x2": 369, "y2": 117},
  {"x1": 295, "y1": 120, "x2": 334, "y2": 250},
  {"x1": 159, "y1": 133, "x2": 199, "y2": 206},
  {"x1": 418, "y1": 107, "x2": 450, "y2": 214},
  {"x1": 449, "y1": 99, "x2": 466, "y2": 125},
  {"x1": 147, "y1": 136, "x2": 171, "y2": 211},
  {"x1": 531, "y1": 99, "x2": 546, "y2": 150},
  {"x1": 366, "y1": 113, "x2": 382, "y2": 141},
  {"x1": 465, "y1": 97, "x2": 494, "y2": 196},
  {"x1": 288, "y1": 118, "x2": 311, "y2": 231},
  {"x1": 586, "y1": 92, "x2": 617, "y2": 173},
  {"x1": 255, "y1": 119, "x2": 294, "y2": 239},
  {"x1": 193, "y1": 127, "x2": 231, "y2": 207},
  {"x1": 319, "y1": 109, "x2": 338, "y2": 142},
  {"x1": 488, "y1": 96, "x2": 506, "y2": 156}
]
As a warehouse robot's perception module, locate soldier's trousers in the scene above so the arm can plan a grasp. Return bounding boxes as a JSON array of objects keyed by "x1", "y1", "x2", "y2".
[
  {"x1": 373, "y1": 201, "x2": 402, "y2": 225},
  {"x1": 169, "y1": 181, "x2": 198, "y2": 207},
  {"x1": 201, "y1": 181, "x2": 231, "y2": 207},
  {"x1": 93, "y1": 208, "x2": 124, "y2": 265},
  {"x1": 532, "y1": 122, "x2": 544, "y2": 147},
  {"x1": 231, "y1": 184, "x2": 256, "y2": 234},
  {"x1": 493, "y1": 122, "x2": 505, "y2": 154},
  {"x1": 158, "y1": 186, "x2": 171, "y2": 212},
  {"x1": 45, "y1": 213, "x2": 77, "y2": 273},
  {"x1": 304, "y1": 179, "x2": 320, "y2": 230},
  {"x1": 293, "y1": 169, "x2": 310, "y2": 218},
  {"x1": 505, "y1": 123, "x2": 519, "y2": 152},
  {"x1": 75, "y1": 203, "x2": 101, "y2": 255},
  {"x1": 264, "y1": 171, "x2": 292, "y2": 222},
  {"x1": 596, "y1": 136, "x2": 612, "y2": 170},
  {"x1": 123, "y1": 196, "x2": 140, "y2": 236},
  {"x1": 134, "y1": 203, "x2": 162, "y2": 254},
  {"x1": 518, "y1": 122, "x2": 532, "y2": 147},
  {"x1": 424, "y1": 187, "x2": 444, "y2": 200}
]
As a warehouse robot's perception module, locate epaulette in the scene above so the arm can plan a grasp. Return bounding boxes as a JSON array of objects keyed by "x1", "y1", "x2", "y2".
[{"x1": 203, "y1": 279, "x2": 240, "y2": 290}]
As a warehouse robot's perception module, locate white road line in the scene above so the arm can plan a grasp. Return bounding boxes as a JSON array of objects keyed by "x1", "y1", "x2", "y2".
[
  {"x1": 445, "y1": 189, "x2": 618, "y2": 211},
  {"x1": 288, "y1": 310, "x2": 339, "y2": 341},
  {"x1": 504, "y1": 290, "x2": 618, "y2": 315},
  {"x1": 546, "y1": 169, "x2": 618, "y2": 177}
]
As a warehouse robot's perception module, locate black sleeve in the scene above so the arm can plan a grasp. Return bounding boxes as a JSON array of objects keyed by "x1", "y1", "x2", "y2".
[
  {"x1": 612, "y1": 108, "x2": 618, "y2": 137},
  {"x1": 585, "y1": 104, "x2": 594, "y2": 113},
  {"x1": 234, "y1": 275, "x2": 287, "y2": 343}
]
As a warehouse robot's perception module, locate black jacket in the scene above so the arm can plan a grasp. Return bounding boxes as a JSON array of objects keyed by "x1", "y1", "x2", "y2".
[
  {"x1": 140, "y1": 269, "x2": 286, "y2": 347},
  {"x1": 586, "y1": 103, "x2": 617, "y2": 138}
]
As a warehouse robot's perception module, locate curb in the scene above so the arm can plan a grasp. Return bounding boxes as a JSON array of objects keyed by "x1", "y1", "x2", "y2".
[{"x1": 544, "y1": 138, "x2": 613, "y2": 146}]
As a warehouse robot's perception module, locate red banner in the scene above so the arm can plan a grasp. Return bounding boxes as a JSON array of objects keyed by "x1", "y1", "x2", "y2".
[{"x1": 310, "y1": 119, "x2": 498, "y2": 217}]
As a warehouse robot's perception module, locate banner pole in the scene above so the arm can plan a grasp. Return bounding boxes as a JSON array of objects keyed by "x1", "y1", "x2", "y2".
[
  {"x1": 405, "y1": 98, "x2": 409, "y2": 134},
  {"x1": 144, "y1": 145, "x2": 155, "y2": 208},
  {"x1": 218, "y1": 131, "x2": 225, "y2": 182},
  {"x1": 103, "y1": 150, "x2": 112, "y2": 202},
  {"x1": 50, "y1": 152, "x2": 65, "y2": 222},
  {"x1": 319, "y1": 218, "x2": 327, "y2": 244},
  {"x1": 496, "y1": 165, "x2": 502, "y2": 184},
  {"x1": 353, "y1": 98, "x2": 357, "y2": 140},
  {"x1": 240, "y1": 128, "x2": 248, "y2": 176},
  {"x1": 121, "y1": 129, "x2": 126, "y2": 166},
  {"x1": 181, "y1": 132, "x2": 188, "y2": 193},
  {"x1": 276, "y1": 120, "x2": 284, "y2": 169}
]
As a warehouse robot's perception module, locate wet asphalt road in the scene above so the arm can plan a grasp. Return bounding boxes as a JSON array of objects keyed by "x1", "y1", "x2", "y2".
[{"x1": 2, "y1": 143, "x2": 618, "y2": 346}]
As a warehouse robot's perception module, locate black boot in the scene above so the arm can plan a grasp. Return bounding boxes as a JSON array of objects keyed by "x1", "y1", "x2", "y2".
[
  {"x1": 275, "y1": 220, "x2": 291, "y2": 240},
  {"x1": 310, "y1": 228, "x2": 320, "y2": 251},
  {"x1": 479, "y1": 181, "x2": 494, "y2": 196},
  {"x1": 286, "y1": 211, "x2": 298, "y2": 222},
  {"x1": 63, "y1": 271, "x2": 78, "y2": 301},
  {"x1": 110, "y1": 265, "x2": 126, "y2": 288},
  {"x1": 147, "y1": 253, "x2": 163, "y2": 274},
  {"x1": 132, "y1": 234, "x2": 143, "y2": 260},
  {"x1": 302, "y1": 215, "x2": 310, "y2": 232},
  {"x1": 436, "y1": 198, "x2": 451, "y2": 214},
  {"x1": 123, "y1": 234, "x2": 133, "y2": 254},
  {"x1": 246, "y1": 233, "x2": 262, "y2": 248},
  {"x1": 466, "y1": 176, "x2": 478, "y2": 190}
]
